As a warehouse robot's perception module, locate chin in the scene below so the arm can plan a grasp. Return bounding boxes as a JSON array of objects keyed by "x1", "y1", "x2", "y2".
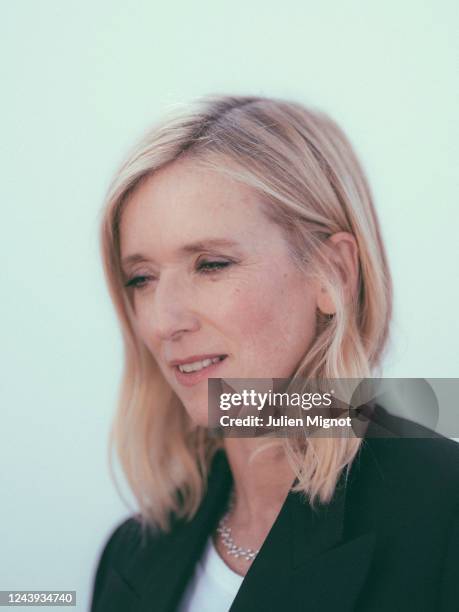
[
  {"x1": 190, "y1": 415, "x2": 210, "y2": 429},
  {"x1": 182, "y1": 404, "x2": 209, "y2": 429}
]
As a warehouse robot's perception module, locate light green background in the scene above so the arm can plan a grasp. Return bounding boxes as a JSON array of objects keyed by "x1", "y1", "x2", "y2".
[{"x1": 1, "y1": 1, "x2": 458, "y2": 609}]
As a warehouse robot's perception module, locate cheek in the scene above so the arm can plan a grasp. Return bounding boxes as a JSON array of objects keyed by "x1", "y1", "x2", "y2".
[
  {"x1": 221, "y1": 283, "x2": 276, "y2": 327},
  {"x1": 130, "y1": 305, "x2": 159, "y2": 357},
  {"x1": 223, "y1": 280, "x2": 303, "y2": 347},
  {"x1": 222, "y1": 275, "x2": 317, "y2": 368},
  {"x1": 131, "y1": 308, "x2": 148, "y2": 341}
]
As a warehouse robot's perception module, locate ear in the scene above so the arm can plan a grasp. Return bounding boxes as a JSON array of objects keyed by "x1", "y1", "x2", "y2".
[{"x1": 316, "y1": 232, "x2": 359, "y2": 315}]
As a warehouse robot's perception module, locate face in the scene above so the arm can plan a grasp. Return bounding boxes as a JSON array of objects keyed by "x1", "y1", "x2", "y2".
[{"x1": 119, "y1": 157, "x2": 321, "y2": 426}]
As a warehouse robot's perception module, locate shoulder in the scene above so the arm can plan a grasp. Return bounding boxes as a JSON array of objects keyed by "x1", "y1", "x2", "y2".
[
  {"x1": 93, "y1": 511, "x2": 178, "y2": 570},
  {"x1": 359, "y1": 404, "x2": 459, "y2": 497},
  {"x1": 101, "y1": 515, "x2": 143, "y2": 554},
  {"x1": 355, "y1": 432, "x2": 459, "y2": 520},
  {"x1": 90, "y1": 516, "x2": 141, "y2": 606},
  {"x1": 90, "y1": 514, "x2": 173, "y2": 611}
]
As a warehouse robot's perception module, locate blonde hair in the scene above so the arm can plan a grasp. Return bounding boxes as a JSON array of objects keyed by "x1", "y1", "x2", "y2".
[{"x1": 99, "y1": 95, "x2": 392, "y2": 533}]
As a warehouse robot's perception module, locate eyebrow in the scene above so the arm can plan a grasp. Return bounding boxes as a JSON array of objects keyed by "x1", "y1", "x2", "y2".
[{"x1": 121, "y1": 238, "x2": 241, "y2": 268}]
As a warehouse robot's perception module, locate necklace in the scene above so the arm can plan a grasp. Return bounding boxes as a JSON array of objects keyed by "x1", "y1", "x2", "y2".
[{"x1": 215, "y1": 489, "x2": 260, "y2": 562}]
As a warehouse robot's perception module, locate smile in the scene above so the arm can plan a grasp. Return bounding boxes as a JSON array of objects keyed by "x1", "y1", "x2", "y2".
[
  {"x1": 178, "y1": 356, "x2": 224, "y2": 373},
  {"x1": 173, "y1": 355, "x2": 227, "y2": 387}
]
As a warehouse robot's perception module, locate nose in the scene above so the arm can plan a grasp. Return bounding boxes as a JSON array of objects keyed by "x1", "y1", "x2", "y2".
[{"x1": 149, "y1": 270, "x2": 200, "y2": 342}]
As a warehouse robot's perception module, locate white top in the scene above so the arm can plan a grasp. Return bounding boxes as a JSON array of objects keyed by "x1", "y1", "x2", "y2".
[{"x1": 177, "y1": 535, "x2": 245, "y2": 612}]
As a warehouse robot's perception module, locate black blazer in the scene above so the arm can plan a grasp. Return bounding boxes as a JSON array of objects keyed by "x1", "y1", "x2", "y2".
[{"x1": 90, "y1": 405, "x2": 459, "y2": 611}]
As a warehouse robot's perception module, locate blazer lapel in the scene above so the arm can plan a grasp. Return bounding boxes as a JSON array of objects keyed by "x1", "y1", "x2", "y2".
[{"x1": 230, "y1": 456, "x2": 376, "y2": 612}]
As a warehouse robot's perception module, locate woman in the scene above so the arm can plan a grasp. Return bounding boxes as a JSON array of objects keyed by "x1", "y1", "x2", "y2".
[{"x1": 90, "y1": 96, "x2": 459, "y2": 612}]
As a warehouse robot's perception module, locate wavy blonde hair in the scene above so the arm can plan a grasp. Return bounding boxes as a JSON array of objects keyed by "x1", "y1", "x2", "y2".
[{"x1": 99, "y1": 95, "x2": 392, "y2": 533}]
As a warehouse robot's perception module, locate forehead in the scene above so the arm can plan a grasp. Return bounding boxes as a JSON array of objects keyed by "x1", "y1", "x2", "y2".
[{"x1": 119, "y1": 158, "x2": 270, "y2": 257}]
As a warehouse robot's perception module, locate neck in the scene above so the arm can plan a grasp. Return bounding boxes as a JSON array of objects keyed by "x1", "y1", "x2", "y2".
[{"x1": 222, "y1": 437, "x2": 297, "y2": 529}]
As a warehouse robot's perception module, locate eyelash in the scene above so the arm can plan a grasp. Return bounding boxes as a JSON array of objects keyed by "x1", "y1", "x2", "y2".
[{"x1": 124, "y1": 260, "x2": 232, "y2": 290}]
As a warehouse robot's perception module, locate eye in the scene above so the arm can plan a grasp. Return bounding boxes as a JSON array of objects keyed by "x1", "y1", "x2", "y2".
[
  {"x1": 123, "y1": 260, "x2": 232, "y2": 291},
  {"x1": 197, "y1": 260, "x2": 232, "y2": 274},
  {"x1": 124, "y1": 275, "x2": 155, "y2": 290}
]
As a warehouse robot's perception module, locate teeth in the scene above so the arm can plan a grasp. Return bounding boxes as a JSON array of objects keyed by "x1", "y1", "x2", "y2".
[{"x1": 178, "y1": 356, "x2": 223, "y2": 373}]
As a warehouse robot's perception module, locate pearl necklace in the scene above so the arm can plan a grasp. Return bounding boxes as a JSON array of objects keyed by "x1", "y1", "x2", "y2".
[{"x1": 215, "y1": 489, "x2": 260, "y2": 562}]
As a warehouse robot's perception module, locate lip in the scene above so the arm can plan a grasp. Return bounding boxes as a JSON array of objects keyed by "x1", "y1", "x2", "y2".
[
  {"x1": 173, "y1": 355, "x2": 227, "y2": 387},
  {"x1": 169, "y1": 353, "x2": 227, "y2": 367}
]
